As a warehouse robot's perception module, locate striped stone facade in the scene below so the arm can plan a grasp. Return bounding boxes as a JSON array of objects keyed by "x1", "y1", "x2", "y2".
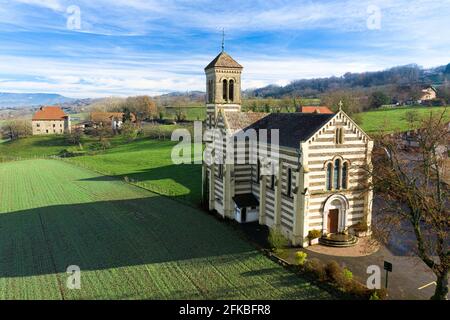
[{"x1": 202, "y1": 52, "x2": 373, "y2": 247}]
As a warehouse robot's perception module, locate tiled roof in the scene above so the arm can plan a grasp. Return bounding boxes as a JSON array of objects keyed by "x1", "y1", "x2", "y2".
[
  {"x1": 225, "y1": 112, "x2": 334, "y2": 149},
  {"x1": 300, "y1": 106, "x2": 334, "y2": 114},
  {"x1": 205, "y1": 51, "x2": 243, "y2": 70},
  {"x1": 224, "y1": 112, "x2": 268, "y2": 130},
  {"x1": 32, "y1": 106, "x2": 67, "y2": 120}
]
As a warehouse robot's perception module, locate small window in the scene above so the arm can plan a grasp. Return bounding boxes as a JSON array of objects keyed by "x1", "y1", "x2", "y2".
[
  {"x1": 207, "y1": 80, "x2": 213, "y2": 103},
  {"x1": 334, "y1": 159, "x2": 341, "y2": 190},
  {"x1": 218, "y1": 164, "x2": 224, "y2": 179},
  {"x1": 229, "y1": 79, "x2": 234, "y2": 102},
  {"x1": 222, "y1": 80, "x2": 228, "y2": 101},
  {"x1": 342, "y1": 162, "x2": 348, "y2": 189},
  {"x1": 37, "y1": 123, "x2": 40, "y2": 127},
  {"x1": 335, "y1": 128, "x2": 344, "y2": 144},
  {"x1": 326, "y1": 163, "x2": 332, "y2": 191},
  {"x1": 270, "y1": 175, "x2": 275, "y2": 190},
  {"x1": 287, "y1": 168, "x2": 292, "y2": 197},
  {"x1": 53, "y1": 124, "x2": 56, "y2": 128}
]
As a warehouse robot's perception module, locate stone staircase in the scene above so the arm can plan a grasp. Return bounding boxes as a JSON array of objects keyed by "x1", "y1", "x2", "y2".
[{"x1": 319, "y1": 233, "x2": 358, "y2": 247}]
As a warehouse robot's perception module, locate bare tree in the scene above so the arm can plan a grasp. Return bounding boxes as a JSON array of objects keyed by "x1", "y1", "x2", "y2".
[
  {"x1": 1, "y1": 119, "x2": 32, "y2": 140},
  {"x1": 369, "y1": 110, "x2": 449, "y2": 300}
]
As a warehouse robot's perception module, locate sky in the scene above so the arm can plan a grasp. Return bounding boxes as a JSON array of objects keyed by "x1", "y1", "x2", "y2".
[{"x1": 0, "y1": 0, "x2": 449, "y2": 98}]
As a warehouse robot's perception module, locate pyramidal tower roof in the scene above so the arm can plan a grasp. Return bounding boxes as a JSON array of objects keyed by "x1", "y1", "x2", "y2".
[{"x1": 205, "y1": 51, "x2": 243, "y2": 70}]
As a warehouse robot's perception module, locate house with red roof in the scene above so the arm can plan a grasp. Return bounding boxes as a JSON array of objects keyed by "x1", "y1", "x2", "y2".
[
  {"x1": 32, "y1": 106, "x2": 71, "y2": 135},
  {"x1": 299, "y1": 106, "x2": 334, "y2": 114}
]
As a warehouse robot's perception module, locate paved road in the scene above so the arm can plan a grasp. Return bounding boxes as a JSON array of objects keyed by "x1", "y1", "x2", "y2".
[
  {"x1": 305, "y1": 244, "x2": 438, "y2": 300},
  {"x1": 305, "y1": 196, "x2": 447, "y2": 300}
]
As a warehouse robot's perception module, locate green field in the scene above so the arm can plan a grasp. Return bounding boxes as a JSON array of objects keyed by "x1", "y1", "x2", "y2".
[
  {"x1": 357, "y1": 106, "x2": 450, "y2": 134},
  {"x1": 67, "y1": 139, "x2": 202, "y2": 205},
  {"x1": 163, "y1": 106, "x2": 206, "y2": 121},
  {"x1": 0, "y1": 159, "x2": 333, "y2": 299}
]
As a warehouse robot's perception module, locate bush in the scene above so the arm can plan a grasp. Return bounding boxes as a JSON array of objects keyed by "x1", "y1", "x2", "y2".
[
  {"x1": 325, "y1": 261, "x2": 344, "y2": 283},
  {"x1": 295, "y1": 251, "x2": 307, "y2": 266},
  {"x1": 351, "y1": 222, "x2": 368, "y2": 232},
  {"x1": 305, "y1": 258, "x2": 327, "y2": 281},
  {"x1": 89, "y1": 140, "x2": 111, "y2": 151},
  {"x1": 372, "y1": 288, "x2": 388, "y2": 300},
  {"x1": 268, "y1": 229, "x2": 288, "y2": 251},
  {"x1": 344, "y1": 280, "x2": 370, "y2": 298},
  {"x1": 343, "y1": 268, "x2": 353, "y2": 281},
  {"x1": 121, "y1": 121, "x2": 139, "y2": 142},
  {"x1": 308, "y1": 229, "x2": 322, "y2": 240}
]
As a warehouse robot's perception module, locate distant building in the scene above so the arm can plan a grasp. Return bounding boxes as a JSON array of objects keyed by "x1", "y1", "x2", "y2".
[
  {"x1": 32, "y1": 106, "x2": 71, "y2": 135},
  {"x1": 418, "y1": 86, "x2": 437, "y2": 103},
  {"x1": 90, "y1": 112, "x2": 136, "y2": 130},
  {"x1": 299, "y1": 106, "x2": 333, "y2": 114}
]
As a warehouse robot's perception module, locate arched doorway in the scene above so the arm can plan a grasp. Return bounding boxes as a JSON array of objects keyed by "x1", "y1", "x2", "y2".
[{"x1": 322, "y1": 194, "x2": 349, "y2": 235}]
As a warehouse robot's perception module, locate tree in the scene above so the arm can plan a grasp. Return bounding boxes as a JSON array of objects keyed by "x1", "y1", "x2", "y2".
[
  {"x1": 89, "y1": 97, "x2": 126, "y2": 112},
  {"x1": 123, "y1": 95, "x2": 157, "y2": 124},
  {"x1": 66, "y1": 128, "x2": 83, "y2": 147},
  {"x1": 369, "y1": 91, "x2": 390, "y2": 109},
  {"x1": 368, "y1": 110, "x2": 449, "y2": 300},
  {"x1": 1, "y1": 119, "x2": 32, "y2": 140},
  {"x1": 174, "y1": 107, "x2": 187, "y2": 122},
  {"x1": 403, "y1": 110, "x2": 421, "y2": 128},
  {"x1": 121, "y1": 121, "x2": 139, "y2": 143},
  {"x1": 321, "y1": 90, "x2": 365, "y2": 115}
]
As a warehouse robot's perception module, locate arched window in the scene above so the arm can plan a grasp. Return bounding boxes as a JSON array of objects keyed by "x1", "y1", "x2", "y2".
[
  {"x1": 342, "y1": 162, "x2": 348, "y2": 189},
  {"x1": 229, "y1": 79, "x2": 234, "y2": 102},
  {"x1": 335, "y1": 128, "x2": 344, "y2": 144},
  {"x1": 334, "y1": 159, "x2": 341, "y2": 190},
  {"x1": 326, "y1": 163, "x2": 332, "y2": 191},
  {"x1": 208, "y1": 80, "x2": 213, "y2": 103},
  {"x1": 222, "y1": 79, "x2": 228, "y2": 101}
]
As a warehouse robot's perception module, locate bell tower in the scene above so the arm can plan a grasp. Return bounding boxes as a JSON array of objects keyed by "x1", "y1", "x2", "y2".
[{"x1": 204, "y1": 50, "x2": 243, "y2": 129}]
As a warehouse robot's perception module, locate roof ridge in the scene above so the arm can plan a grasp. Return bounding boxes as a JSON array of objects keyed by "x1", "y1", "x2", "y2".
[{"x1": 205, "y1": 51, "x2": 243, "y2": 70}]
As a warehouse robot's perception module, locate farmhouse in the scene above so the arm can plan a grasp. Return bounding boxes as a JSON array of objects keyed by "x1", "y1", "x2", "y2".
[
  {"x1": 90, "y1": 112, "x2": 136, "y2": 130},
  {"x1": 202, "y1": 51, "x2": 374, "y2": 247},
  {"x1": 418, "y1": 86, "x2": 437, "y2": 102},
  {"x1": 32, "y1": 106, "x2": 71, "y2": 135}
]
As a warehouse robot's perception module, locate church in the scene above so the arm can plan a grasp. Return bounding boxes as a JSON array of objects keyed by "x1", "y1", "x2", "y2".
[{"x1": 201, "y1": 50, "x2": 374, "y2": 247}]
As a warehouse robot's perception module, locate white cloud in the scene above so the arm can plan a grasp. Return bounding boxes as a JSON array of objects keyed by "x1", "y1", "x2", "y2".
[{"x1": 0, "y1": 0, "x2": 449, "y2": 97}]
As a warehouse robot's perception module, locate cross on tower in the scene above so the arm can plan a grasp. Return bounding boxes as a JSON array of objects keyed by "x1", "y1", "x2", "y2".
[
  {"x1": 338, "y1": 100, "x2": 344, "y2": 110},
  {"x1": 221, "y1": 28, "x2": 225, "y2": 51}
]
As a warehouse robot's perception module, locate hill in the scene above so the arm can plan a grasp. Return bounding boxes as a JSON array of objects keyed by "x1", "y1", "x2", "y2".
[
  {"x1": 0, "y1": 92, "x2": 78, "y2": 108},
  {"x1": 245, "y1": 63, "x2": 450, "y2": 99}
]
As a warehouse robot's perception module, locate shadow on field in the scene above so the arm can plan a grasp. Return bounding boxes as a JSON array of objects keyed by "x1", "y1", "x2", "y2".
[
  {"x1": 0, "y1": 196, "x2": 253, "y2": 278},
  {"x1": 78, "y1": 163, "x2": 202, "y2": 203}
]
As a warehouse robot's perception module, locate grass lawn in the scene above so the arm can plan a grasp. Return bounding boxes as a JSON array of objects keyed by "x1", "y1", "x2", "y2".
[
  {"x1": 163, "y1": 106, "x2": 206, "y2": 121},
  {"x1": 358, "y1": 105, "x2": 450, "y2": 134},
  {"x1": 0, "y1": 135, "x2": 76, "y2": 159},
  {"x1": 67, "y1": 139, "x2": 202, "y2": 206},
  {"x1": 0, "y1": 159, "x2": 333, "y2": 300}
]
